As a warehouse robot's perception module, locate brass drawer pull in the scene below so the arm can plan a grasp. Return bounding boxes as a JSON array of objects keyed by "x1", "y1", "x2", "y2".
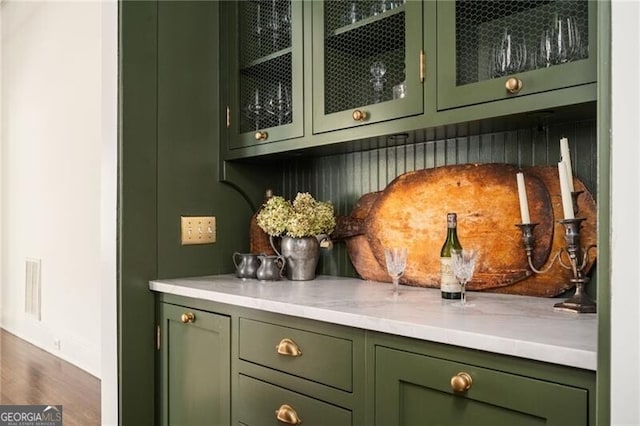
[
  {"x1": 276, "y1": 338, "x2": 303, "y2": 357},
  {"x1": 352, "y1": 109, "x2": 368, "y2": 122},
  {"x1": 275, "y1": 404, "x2": 302, "y2": 424},
  {"x1": 451, "y1": 372, "x2": 473, "y2": 392},
  {"x1": 255, "y1": 131, "x2": 269, "y2": 141},
  {"x1": 180, "y1": 312, "x2": 195, "y2": 324},
  {"x1": 505, "y1": 77, "x2": 523, "y2": 94}
]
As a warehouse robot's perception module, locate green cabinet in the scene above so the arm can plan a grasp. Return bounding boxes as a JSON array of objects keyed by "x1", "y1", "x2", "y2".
[
  {"x1": 158, "y1": 303, "x2": 231, "y2": 426},
  {"x1": 311, "y1": 0, "x2": 426, "y2": 133},
  {"x1": 235, "y1": 315, "x2": 364, "y2": 425},
  {"x1": 221, "y1": 0, "x2": 596, "y2": 160},
  {"x1": 238, "y1": 317, "x2": 354, "y2": 392},
  {"x1": 237, "y1": 375, "x2": 352, "y2": 425},
  {"x1": 156, "y1": 293, "x2": 595, "y2": 426},
  {"x1": 375, "y1": 346, "x2": 589, "y2": 425},
  {"x1": 437, "y1": 0, "x2": 597, "y2": 110},
  {"x1": 370, "y1": 335, "x2": 595, "y2": 426},
  {"x1": 221, "y1": 0, "x2": 304, "y2": 149}
]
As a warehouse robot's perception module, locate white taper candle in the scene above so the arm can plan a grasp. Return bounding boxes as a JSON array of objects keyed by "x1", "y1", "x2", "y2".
[
  {"x1": 558, "y1": 161, "x2": 575, "y2": 219},
  {"x1": 559, "y1": 137, "x2": 575, "y2": 192},
  {"x1": 516, "y1": 172, "x2": 531, "y2": 224}
]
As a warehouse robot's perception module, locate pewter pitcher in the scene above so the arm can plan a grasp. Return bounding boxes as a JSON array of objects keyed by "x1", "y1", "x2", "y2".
[
  {"x1": 256, "y1": 255, "x2": 285, "y2": 281},
  {"x1": 232, "y1": 252, "x2": 260, "y2": 279},
  {"x1": 279, "y1": 236, "x2": 321, "y2": 281}
]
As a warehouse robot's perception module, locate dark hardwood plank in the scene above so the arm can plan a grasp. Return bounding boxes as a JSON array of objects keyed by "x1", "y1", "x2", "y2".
[{"x1": 0, "y1": 329, "x2": 100, "y2": 426}]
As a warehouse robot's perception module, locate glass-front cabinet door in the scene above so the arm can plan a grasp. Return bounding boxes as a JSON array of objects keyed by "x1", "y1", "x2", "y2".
[
  {"x1": 437, "y1": 0, "x2": 596, "y2": 110},
  {"x1": 223, "y1": 0, "x2": 304, "y2": 149},
  {"x1": 312, "y1": 0, "x2": 424, "y2": 134}
]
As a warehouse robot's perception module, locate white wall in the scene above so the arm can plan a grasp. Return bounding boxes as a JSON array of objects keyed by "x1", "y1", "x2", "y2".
[
  {"x1": 100, "y1": 0, "x2": 118, "y2": 426},
  {"x1": 100, "y1": 1, "x2": 118, "y2": 425},
  {"x1": 0, "y1": 0, "x2": 104, "y2": 377},
  {"x1": 611, "y1": 2, "x2": 640, "y2": 425}
]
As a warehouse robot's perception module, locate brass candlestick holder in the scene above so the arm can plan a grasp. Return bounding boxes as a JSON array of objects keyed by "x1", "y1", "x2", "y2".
[{"x1": 516, "y1": 191, "x2": 597, "y2": 313}]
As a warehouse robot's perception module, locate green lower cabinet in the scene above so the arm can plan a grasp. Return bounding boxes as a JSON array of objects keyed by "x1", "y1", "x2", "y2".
[
  {"x1": 155, "y1": 294, "x2": 594, "y2": 426},
  {"x1": 237, "y1": 374, "x2": 352, "y2": 425},
  {"x1": 375, "y1": 346, "x2": 588, "y2": 426},
  {"x1": 159, "y1": 303, "x2": 231, "y2": 426}
]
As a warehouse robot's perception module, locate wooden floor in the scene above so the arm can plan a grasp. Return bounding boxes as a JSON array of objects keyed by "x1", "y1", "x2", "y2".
[{"x1": 0, "y1": 328, "x2": 101, "y2": 426}]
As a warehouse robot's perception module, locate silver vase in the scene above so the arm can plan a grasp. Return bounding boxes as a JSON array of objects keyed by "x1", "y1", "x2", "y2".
[{"x1": 279, "y1": 236, "x2": 320, "y2": 281}]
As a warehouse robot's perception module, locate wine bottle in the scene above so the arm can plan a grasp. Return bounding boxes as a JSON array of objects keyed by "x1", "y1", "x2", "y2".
[{"x1": 440, "y1": 212, "x2": 462, "y2": 299}]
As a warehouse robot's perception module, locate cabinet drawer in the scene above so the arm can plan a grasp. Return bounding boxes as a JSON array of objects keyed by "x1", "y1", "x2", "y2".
[
  {"x1": 375, "y1": 346, "x2": 589, "y2": 425},
  {"x1": 237, "y1": 374, "x2": 351, "y2": 426},
  {"x1": 239, "y1": 318, "x2": 353, "y2": 391}
]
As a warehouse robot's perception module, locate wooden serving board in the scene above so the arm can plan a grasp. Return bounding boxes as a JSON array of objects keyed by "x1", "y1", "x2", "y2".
[{"x1": 333, "y1": 164, "x2": 596, "y2": 297}]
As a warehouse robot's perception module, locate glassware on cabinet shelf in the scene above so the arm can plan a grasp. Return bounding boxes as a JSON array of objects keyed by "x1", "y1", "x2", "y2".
[
  {"x1": 267, "y1": 0, "x2": 282, "y2": 50},
  {"x1": 245, "y1": 88, "x2": 265, "y2": 131},
  {"x1": 539, "y1": 14, "x2": 583, "y2": 67},
  {"x1": 343, "y1": 2, "x2": 362, "y2": 26},
  {"x1": 491, "y1": 28, "x2": 528, "y2": 78},
  {"x1": 370, "y1": 0, "x2": 402, "y2": 17},
  {"x1": 370, "y1": 61, "x2": 387, "y2": 104},
  {"x1": 253, "y1": 1, "x2": 264, "y2": 53},
  {"x1": 392, "y1": 81, "x2": 406, "y2": 99},
  {"x1": 281, "y1": 1, "x2": 291, "y2": 34},
  {"x1": 265, "y1": 81, "x2": 292, "y2": 126}
]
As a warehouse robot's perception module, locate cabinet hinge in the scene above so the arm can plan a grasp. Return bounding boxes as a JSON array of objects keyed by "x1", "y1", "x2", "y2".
[
  {"x1": 226, "y1": 105, "x2": 231, "y2": 129},
  {"x1": 156, "y1": 325, "x2": 161, "y2": 351},
  {"x1": 420, "y1": 50, "x2": 425, "y2": 83}
]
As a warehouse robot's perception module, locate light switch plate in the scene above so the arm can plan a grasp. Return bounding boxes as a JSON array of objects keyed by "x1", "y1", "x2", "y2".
[{"x1": 181, "y1": 216, "x2": 216, "y2": 245}]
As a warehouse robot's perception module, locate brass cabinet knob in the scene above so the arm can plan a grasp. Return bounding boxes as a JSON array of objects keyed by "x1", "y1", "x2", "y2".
[
  {"x1": 180, "y1": 312, "x2": 195, "y2": 323},
  {"x1": 451, "y1": 372, "x2": 473, "y2": 392},
  {"x1": 352, "y1": 109, "x2": 368, "y2": 122},
  {"x1": 275, "y1": 338, "x2": 303, "y2": 357},
  {"x1": 505, "y1": 77, "x2": 523, "y2": 94},
  {"x1": 275, "y1": 404, "x2": 302, "y2": 425},
  {"x1": 255, "y1": 131, "x2": 269, "y2": 141}
]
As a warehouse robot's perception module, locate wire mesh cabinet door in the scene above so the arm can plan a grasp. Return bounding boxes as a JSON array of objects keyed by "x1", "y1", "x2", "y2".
[
  {"x1": 223, "y1": 0, "x2": 305, "y2": 149},
  {"x1": 312, "y1": 0, "x2": 425, "y2": 134},
  {"x1": 437, "y1": 0, "x2": 597, "y2": 110}
]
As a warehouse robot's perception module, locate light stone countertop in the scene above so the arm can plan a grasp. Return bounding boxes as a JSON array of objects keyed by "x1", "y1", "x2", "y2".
[{"x1": 150, "y1": 274, "x2": 597, "y2": 371}]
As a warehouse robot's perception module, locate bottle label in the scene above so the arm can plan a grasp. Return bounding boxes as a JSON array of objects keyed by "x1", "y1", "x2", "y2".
[{"x1": 440, "y1": 257, "x2": 461, "y2": 293}]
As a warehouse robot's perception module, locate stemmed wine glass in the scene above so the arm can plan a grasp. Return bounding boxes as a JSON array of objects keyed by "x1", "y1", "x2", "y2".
[
  {"x1": 491, "y1": 28, "x2": 528, "y2": 78},
  {"x1": 537, "y1": 14, "x2": 583, "y2": 69},
  {"x1": 245, "y1": 88, "x2": 264, "y2": 131},
  {"x1": 451, "y1": 249, "x2": 478, "y2": 307},
  {"x1": 370, "y1": 61, "x2": 387, "y2": 104},
  {"x1": 267, "y1": 0, "x2": 282, "y2": 50},
  {"x1": 265, "y1": 81, "x2": 292, "y2": 126},
  {"x1": 384, "y1": 247, "x2": 407, "y2": 296}
]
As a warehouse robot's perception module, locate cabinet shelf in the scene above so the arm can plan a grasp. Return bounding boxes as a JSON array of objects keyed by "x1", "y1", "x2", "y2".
[
  {"x1": 239, "y1": 50, "x2": 292, "y2": 84},
  {"x1": 240, "y1": 47, "x2": 292, "y2": 72},
  {"x1": 327, "y1": 5, "x2": 405, "y2": 57}
]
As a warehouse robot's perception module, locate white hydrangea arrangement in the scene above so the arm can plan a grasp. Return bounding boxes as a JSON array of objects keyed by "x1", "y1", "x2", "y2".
[{"x1": 256, "y1": 192, "x2": 336, "y2": 238}]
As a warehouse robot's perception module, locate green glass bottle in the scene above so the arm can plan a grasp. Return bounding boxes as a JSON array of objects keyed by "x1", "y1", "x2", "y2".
[{"x1": 440, "y1": 212, "x2": 462, "y2": 299}]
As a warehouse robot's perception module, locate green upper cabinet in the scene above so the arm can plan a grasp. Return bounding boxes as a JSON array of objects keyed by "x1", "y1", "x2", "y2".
[
  {"x1": 437, "y1": 0, "x2": 597, "y2": 110},
  {"x1": 221, "y1": 0, "x2": 304, "y2": 149},
  {"x1": 311, "y1": 0, "x2": 425, "y2": 133}
]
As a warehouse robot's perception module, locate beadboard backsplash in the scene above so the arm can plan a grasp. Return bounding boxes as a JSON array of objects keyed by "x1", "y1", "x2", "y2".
[{"x1": 278, "y1": 119, "x2": 597, "y2": 278}]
